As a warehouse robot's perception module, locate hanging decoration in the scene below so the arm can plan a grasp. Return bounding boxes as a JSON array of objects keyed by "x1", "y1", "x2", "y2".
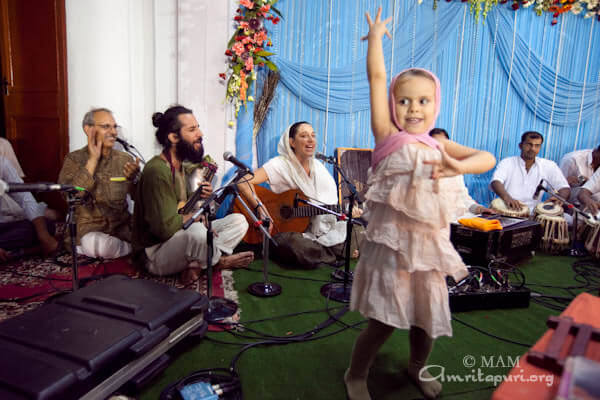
[
  {"x1": 253, "y1": 71, "x2": 280, "y2": 137},
  {"x1": 429, "y1": 0, "x2": 600, "y2": 24},
  {"x1": 220, "y1": 0, "x2": 282, "y2": 118}
]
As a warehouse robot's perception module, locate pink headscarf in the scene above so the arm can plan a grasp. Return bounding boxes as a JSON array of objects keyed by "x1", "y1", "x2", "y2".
[{"x1": 371, "y1": 68, "x2": 442, "y2": 169}]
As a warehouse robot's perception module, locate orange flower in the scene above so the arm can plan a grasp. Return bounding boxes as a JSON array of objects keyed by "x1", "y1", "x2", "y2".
[
  {"x1": 239, "y1": 0, "x2": 254, "y2": 9},
  {"x1": 232, "y1": 42, "x2": 245, "y2": 56},
  {"x1": 239, "y1": 71, "x2": 248, "y2": 100},
  {"x1": 253, "y1": 30, "x2": 268, "y2": 46},
  {"x1": 245, "y1": 56, "x2": 254, "y2": 71}
]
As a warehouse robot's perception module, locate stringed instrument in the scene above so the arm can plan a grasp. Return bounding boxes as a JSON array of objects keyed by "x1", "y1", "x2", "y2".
[{"x1": 232, "y1": 185, "x2": 342, "y2": 244}]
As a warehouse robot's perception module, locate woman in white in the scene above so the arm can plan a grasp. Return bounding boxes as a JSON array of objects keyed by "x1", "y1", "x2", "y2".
[{"x1": 238, "y1": 121, "x2": 360, "y2": 267}]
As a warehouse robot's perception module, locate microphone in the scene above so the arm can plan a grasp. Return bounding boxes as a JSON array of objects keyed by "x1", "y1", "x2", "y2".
[
  {"x1": 2, "y1": 182, "x2": 82, "y2": 193},
  {"x1": 533, "y1": 179, "x2": 545, "y2": 198},
  {"x1": 223, "y1": 151, "x2": 253, "y2": 173},
  {"x1": 115, "y1": 137, "x2": 131, "y2": 150},
  {"x1": 315, "y1": 152, "x2": 335, "y2": 164}
]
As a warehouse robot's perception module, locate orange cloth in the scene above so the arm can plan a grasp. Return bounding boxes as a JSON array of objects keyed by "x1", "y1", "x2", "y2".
[{"x1": 457, "y1": 217, "x2": 503, "y2": 232}]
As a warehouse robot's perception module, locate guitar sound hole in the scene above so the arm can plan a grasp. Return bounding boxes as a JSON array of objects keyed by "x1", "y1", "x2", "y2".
[{"x1": 280, "y1": 206, "x2": 292, "y2": 219}]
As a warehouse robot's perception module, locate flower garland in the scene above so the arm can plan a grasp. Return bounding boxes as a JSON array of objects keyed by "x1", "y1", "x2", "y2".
[
  {"x1": 220, "y1": 0, "x2": 282, "y2": 118},
  {"x1": 430, "y1": 0, "x2": 600, "y2": 24}
]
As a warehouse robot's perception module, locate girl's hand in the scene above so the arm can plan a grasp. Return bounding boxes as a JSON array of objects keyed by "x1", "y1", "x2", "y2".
[
  {"x1": 424, "y1": 143, "x2": 464, "y2": 179},
  {"x1": 361, "y1": 7, "x2": 392, "y2": 41}
]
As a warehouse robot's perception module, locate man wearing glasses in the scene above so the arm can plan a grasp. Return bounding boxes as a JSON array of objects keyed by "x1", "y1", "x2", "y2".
[{"x1": 58, "y1": 108, "x2": 140, "y2": 259}]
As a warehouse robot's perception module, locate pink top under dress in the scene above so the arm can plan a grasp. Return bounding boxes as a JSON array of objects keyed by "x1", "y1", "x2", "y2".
[{"x1": 350, "y1": 144, "x2": 469, "y2": 339}]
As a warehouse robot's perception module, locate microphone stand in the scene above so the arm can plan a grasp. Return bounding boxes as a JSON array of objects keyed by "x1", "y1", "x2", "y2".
[
  {"x1": 182, "y1": 181, "x2": 238, "y2": 322},
  {"x1": 537, "y1": 183, "x2": 591, "y2": 257},
  {"x1": 64, "y1": 189, "x2": 87, "y2": 291},
  {"x1": 229, "y1": 182, "x2": 281, "y2": 297},
  {"x1": 318, "y1": 158, "x2": 361, "y2": 303}
]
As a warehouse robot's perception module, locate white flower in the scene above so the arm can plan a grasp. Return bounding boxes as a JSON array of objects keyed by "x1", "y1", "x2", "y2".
[{"x1": 571, "y1": 3, "x2": 583, "y2": 14}]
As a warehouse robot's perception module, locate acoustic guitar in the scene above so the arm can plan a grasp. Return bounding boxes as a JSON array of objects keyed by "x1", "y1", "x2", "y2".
[{"x1": 232, "y1": 185, "x2": 342, "y2": 244}]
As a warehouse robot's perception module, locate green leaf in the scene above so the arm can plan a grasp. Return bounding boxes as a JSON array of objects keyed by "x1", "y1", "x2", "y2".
[
  {"x1": 271, "y1": 6, "x2": 283, "y2": 19},
  {"x1": 255, "y1": 50, "x2": 275, "y2": 57},
  {"x1": 227, "y1": 29, "x2": 240, "y2": 48},
  {"x1": 264, "y1": 59, "x2": 278, "y2": 71},
  {"x1": 233, "y1": 64, "x2": 242, "y2": 74}
]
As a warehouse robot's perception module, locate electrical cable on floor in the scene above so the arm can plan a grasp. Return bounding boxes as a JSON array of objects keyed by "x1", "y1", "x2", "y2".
[
  {"x1": 432, "y1": 384, "x2": 497, "y2": 399},
  {"x1": 451, "y1": 316, "x2": 532, "y2": 348},
  {"x1": 244, "y1": 266, "x2": 333, "y2": 283},
  {"x1": 159, "y1": 306, "x2": 365, "y2": 399}
]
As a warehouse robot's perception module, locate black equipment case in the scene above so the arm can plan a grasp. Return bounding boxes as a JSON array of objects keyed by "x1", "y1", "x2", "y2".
[
  {"x1": 0, "y1": 275, "x2": 208, "y2": 400},
  {"x1": 450, "y1": 218, "x2": 542, "y2": 266}
]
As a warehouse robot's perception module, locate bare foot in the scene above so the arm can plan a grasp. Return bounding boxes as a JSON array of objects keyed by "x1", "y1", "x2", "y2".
[
  {"x1": 344, "y1": 369, "x2": 371, "y2": 400},
  {"x1": 407, "y1": 365, "x2": 442, "y2": 399},
  {"x1": 180, "y1": 267, "x2": 203, "y2": 285},
  {"x1": 216, "y1": 251, "x2": 254, "y2": 270}
]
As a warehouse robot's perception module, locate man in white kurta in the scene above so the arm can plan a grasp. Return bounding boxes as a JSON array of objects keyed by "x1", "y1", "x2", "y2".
[
  {"x1": 578, "y1": 169, "x2": 600, "y2": 216},
  {"x1": 490, "y1": 131, "x2": 570, "y2": 213},
  {"x1": 559, "y1": 146, "x2": 600, "y2": 204}
]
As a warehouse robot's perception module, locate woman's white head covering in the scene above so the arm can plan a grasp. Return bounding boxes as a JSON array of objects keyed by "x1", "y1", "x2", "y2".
[{"x1": 275, "y1": 123, "x2": 338, "y2": 205}]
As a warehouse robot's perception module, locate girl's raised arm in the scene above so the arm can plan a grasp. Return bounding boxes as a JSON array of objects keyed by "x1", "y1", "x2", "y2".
[{"x1": 363, "y1": 8, "x2": 393, "y2": 144}]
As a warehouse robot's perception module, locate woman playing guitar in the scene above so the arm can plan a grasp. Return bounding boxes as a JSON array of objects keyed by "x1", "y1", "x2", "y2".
[{"x1": 236, "y1": 121, "x2": 362, "y2": 268}]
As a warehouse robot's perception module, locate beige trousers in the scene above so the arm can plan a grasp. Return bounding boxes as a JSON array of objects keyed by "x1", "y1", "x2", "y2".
[{"x1": 144, "y1": 213, "x2": 248, "y2": 276}]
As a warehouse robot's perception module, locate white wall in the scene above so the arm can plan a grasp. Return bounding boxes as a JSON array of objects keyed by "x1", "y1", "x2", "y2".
[
  {"x1": 177, "y1": 0, "x2": 237, "y2": 183},
  {"x1": 66, "y1": 0, "x2": 235, "y2": 184}
]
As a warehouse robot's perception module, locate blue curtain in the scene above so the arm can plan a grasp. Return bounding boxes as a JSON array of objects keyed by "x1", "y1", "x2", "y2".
[{"x1": 236, "y1": 0, "x2": 600, "y2": 206}]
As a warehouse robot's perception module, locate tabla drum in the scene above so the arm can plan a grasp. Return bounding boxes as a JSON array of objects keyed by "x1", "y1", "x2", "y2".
[
  {"x1": 534, "y1": 202, "x2": 569, "y2": 254},
  {"x1": 576, "y1": 212, "x2": 599, "y2": 242},
  {"x1": 583, "y1": 213, "x2": 600, "y2": 258},
  {"x1": 534, "y1": 201, "x2": 563, "y2": 217},
  {"x1": 490, "y1": 198, "x2": 530, "y2": 218}
]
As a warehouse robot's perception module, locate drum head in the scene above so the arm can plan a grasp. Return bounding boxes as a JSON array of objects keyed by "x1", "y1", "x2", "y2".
[
  {"x1": 535, "y1": 201, "x2": 562, "y2": 217},
  {"x1": 490, "y1": 198, "x2": 529, "y2": 217}
]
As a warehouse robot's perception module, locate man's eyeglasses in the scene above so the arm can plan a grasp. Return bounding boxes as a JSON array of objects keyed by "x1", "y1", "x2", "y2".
[{"x1": 94, "y1": 124, "x2": 121, "y2": 131}]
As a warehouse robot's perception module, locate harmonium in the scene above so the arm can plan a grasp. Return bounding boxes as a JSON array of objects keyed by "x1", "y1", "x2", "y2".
[{"x1": 450, "y1": 216, "x2": 542, "y2": 266}]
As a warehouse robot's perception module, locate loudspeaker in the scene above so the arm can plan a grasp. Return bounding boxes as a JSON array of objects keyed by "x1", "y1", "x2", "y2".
[{"x1": 0, "y1": 275, "x2": 208, "y2": 400}]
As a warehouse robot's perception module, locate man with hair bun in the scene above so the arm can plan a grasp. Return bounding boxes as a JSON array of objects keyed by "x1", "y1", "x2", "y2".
[{"x1": 132, "y1": 105, "x2": 253, "y2": 283}]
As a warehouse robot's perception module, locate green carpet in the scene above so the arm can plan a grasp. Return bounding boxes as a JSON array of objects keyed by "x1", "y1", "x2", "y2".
[{"x1": 138, "y1": 254, "x2": 598, "y2": 400}]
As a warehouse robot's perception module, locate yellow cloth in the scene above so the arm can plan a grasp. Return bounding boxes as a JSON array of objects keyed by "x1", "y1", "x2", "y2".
[{"x1": 458, "y1": 217, "x2": 503, "y2": 232}]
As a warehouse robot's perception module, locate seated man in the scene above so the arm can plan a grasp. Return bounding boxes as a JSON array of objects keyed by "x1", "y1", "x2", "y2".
[
  {"x1": 490, "y1": 131, "x2": 569, "y2": 213},
  {"x1": 0, "y1": 137, "x2": 25, "y2": 178},
  {"x1": 430, "y1": 128, "x2": 493, "y2": 217},
  {"x1": 577, "y1": 168, "x2": 600, "y2": 215},
  {"x1": 0, "y1": 156, "x2": 58, "y2": 261},
  {"x1": 559, "y1": 145, "x2": 600, "y2": 204},
  {"x1": 132, "y1": 105, "x2": 253, "y2": 282},
  {"x1": 58, "y1": 108, "x2": 140, "y2": 259}
]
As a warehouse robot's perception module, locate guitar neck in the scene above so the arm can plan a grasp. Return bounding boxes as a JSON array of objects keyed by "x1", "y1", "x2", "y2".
[{"x1": 292, "y1": 203, "x2": 342, "y2": 218}]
